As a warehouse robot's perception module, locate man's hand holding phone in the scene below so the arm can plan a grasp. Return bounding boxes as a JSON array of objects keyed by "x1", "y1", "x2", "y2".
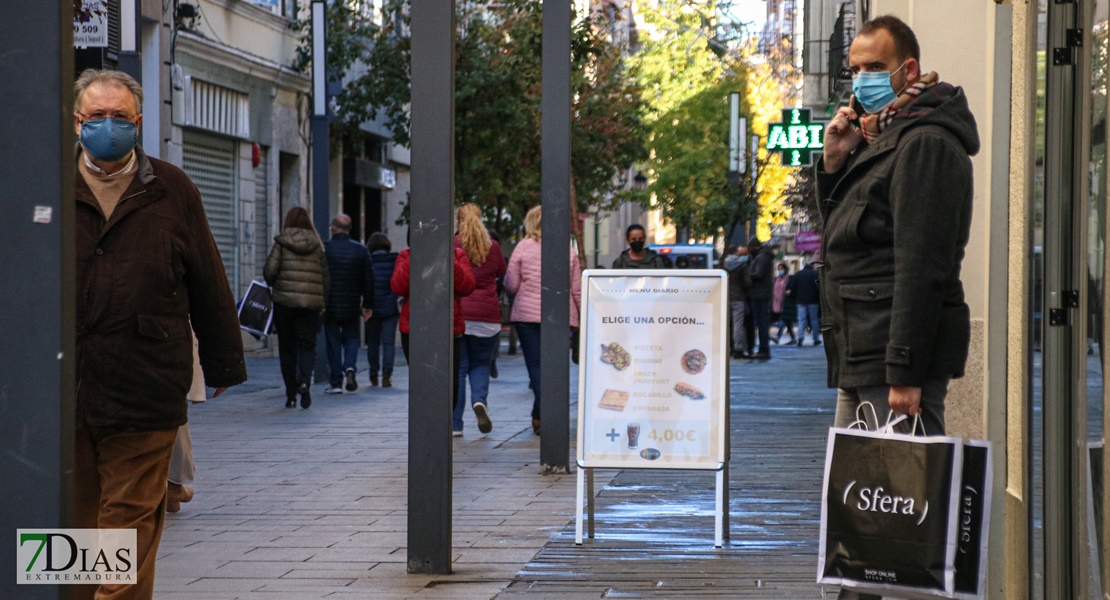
[{"x1": 822, "y1": 96, "x2": 865, "y2": 173}]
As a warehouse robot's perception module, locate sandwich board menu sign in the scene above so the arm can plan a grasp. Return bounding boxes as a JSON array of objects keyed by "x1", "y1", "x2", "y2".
[{"x1": 576, "y1": 270, "x2": 729, "y2": 470}]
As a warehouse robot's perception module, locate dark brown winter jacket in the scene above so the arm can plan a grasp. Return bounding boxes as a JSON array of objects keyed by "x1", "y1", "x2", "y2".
[{"x1": 76, "y1": 147, "x2": 246, "y2": 432}]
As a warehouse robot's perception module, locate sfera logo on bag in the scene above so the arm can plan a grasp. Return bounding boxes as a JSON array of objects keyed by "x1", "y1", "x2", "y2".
[
  {"x1": 959, "y1": 485, "x2": 979, "y2": 546},
  {"x1": 842, "y1": 481, "x2": 930, "y2": 525},
  {"x1": 16, "y1": 529, "x2": 136, "y2": 585}
]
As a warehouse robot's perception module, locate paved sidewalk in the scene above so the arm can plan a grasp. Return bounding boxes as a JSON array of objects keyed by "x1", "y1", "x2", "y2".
[
  {"x1": 156, "y1": 346, "x2": 601, "y2": 599},
  {"x1": 156, "y1": 340, "x2": 837, "y2": 599}
]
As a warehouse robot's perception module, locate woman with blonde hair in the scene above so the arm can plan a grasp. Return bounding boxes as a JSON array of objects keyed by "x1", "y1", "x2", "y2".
[
  {"x1": 504, "y1": 206, "x2": 582, "y2": 434},
  {"x1": 452, "y1": 204, "x2": 507, "y2": 435},
  {"x1": 264, "y1": 206, "x2": 330, "y2": 409}
]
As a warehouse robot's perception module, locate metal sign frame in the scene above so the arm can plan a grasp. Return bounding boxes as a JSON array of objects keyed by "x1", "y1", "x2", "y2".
[{"x1": 573, "y1": 269, "x2": 730, "y2": 547}]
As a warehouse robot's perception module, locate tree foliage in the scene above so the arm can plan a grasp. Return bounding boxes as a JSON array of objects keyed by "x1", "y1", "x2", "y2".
[
  {"x1": 632, "y1": 0, "x2": 799, "y2": 241},
  {"x1": 294, "y1": 0, "x2": 647, "y2": 239}
]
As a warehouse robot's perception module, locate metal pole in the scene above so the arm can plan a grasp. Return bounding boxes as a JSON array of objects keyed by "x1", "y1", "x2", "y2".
[
  {"x1": 407, "y1": 0, "x2": 455, "y2": 574},
  {"x1": 311, "y1": 1, "x2": 331, "y2": 383},
  {"x1": 310, "y1": 1, "x2": 330, "y2": 251},
  {"x1": 0, "y1": 2, "x2": 74, "y2": 599},
  {"x1": 541, "y1": 0, "x2": 571, "y2": 473},
  {"x1": 593, "y1": 212, "x2": 599, "y2": 269},
  {"x1": 747, "y1": 134, "x2": 759, "y2": 242}
]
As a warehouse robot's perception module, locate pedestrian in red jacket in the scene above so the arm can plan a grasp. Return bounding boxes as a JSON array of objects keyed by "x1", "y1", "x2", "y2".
[
  {"x1": 452, "y1": 204, "x2": 507, "y2": 436},
  {"x1": 391, "y1": 233, "x2": 476, "y2": 413}
]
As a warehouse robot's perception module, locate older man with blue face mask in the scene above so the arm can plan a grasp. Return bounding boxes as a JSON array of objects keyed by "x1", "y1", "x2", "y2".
[{"x1": 72, "y1": 69, "x2": 246, "y2": 600}]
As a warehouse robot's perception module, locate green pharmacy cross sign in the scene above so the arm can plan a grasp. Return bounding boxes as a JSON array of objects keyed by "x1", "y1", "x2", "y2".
[{"x1": 766, "y1": 108, "x2": 827, "y2": 167}]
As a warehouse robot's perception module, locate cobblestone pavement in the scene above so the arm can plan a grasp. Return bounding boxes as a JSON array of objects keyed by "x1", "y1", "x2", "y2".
[{"x1": 156, "y1": 339, "x2": 837, "y2": 599}]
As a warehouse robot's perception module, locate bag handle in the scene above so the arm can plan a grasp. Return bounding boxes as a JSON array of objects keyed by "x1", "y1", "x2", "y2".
[
  {"x1": 848, "y1": 401, "x2": 927, "y2": 436},
  {"x1": 879, "y1": 412, "x2": 927, "y2": 436},
  {"x1": 847, "y1": 401, "x2": 881, "y2": 431}
]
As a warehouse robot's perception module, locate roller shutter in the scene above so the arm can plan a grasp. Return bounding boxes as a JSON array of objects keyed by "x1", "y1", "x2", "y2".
[{"x1": 182, "y1": 130, "x2": 238, "y2": 291}]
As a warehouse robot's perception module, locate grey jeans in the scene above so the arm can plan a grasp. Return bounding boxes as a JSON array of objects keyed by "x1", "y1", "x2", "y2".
[
  {"x1": 833, "y1": 378, "x2": 949, "y2": 436},
  {"x1": 831, "y1": 377, "x2": 950, "y2": 600},
  {"x1": 729, "y1": 301, "x2": 748, "y2": 354}
]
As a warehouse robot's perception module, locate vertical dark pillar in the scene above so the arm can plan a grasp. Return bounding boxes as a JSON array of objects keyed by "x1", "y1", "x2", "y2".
[
  {"x1": 311, "y1": 1, "x2": 331, "y2": 383},
  {"x1": 407, "y1": 0, "x2": 455, "y2": 574},
  {"x1": 540, "y1": 0, "x2": 571, "y2": 473},
  {"x1": 310, "y1": 1, "x2": 331, "y2": 255},
  {"x1": 0, "y1": 2, "x2": 75, "y2": 599}
]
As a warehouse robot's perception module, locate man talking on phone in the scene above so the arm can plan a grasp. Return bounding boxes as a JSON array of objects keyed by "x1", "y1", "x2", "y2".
[{"x1": 817, "y1": 14, "x2": 978, "y2": 456}]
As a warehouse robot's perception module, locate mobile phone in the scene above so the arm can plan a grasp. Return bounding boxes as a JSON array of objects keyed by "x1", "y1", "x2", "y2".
[{"x1": 848, "y1": 96, "x2": 863, "y2": 128}]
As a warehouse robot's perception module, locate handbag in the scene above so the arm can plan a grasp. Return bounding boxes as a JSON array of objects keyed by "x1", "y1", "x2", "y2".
[
  {"x1": 818, "y1": 407, "x2": 992, "y2": 599},
  {"x1": 238, "y1": 280, "x2": 274, "y2": 337}
]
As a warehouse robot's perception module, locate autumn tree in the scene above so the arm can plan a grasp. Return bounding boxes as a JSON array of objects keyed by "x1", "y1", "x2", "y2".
[{"x1": 633, "y1": 0, "x2": 799, "y2": 242}]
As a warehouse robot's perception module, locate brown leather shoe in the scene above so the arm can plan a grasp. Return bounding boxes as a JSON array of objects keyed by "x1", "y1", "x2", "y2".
[
  {"x1": 166, "y1": 483, "x2": 194, "y2": 514},
  {"x1": 532, "y1": 418, "x2": 541, "y2": 435},
  {"x1": 382, "y1": 373, "x2": 392, "y2": 388}
]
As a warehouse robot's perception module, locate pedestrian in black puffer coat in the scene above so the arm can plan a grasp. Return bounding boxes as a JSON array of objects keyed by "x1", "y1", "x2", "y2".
[
  {"x1": 322, "y1": 214, "x2": 373, "y2": 394},
  {"x1": 365, "y1": 232, "x2": 400, "y2": 388},
  {"x1": 747, "y1": 239, "x2": 776, "y2": 359}
]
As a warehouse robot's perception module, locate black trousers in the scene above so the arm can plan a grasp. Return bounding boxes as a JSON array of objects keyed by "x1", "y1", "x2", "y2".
[
  {"x1": 401, "y1": 332, "x2": 463, "y2": 410},
  {"x1": 274, "y1": 304, "x2": 321, "y2": 394}
]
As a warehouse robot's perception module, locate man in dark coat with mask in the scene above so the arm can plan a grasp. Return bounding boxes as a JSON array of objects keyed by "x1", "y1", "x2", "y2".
[
  {"x1": 747, "y1": 238, "x2": 776, "y2": 359},
  {"x1": 818, "y1": 14, "x2": 977, "y2": 457}
]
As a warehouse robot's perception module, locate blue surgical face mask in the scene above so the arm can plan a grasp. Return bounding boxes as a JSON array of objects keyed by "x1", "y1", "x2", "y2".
[
  {"x1": 80, "y1": 117, "x2": 138, "y2": 162},
  {"x1": 852, "y1": 61, "x2": 908, "y2": 114}
]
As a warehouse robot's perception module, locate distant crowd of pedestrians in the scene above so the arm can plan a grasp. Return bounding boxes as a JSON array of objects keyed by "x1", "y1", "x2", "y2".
[
  {"x1": 722, "y1": 242, "x2": 823, "y2": 361},
  {"x1": 262, "y1": 203, "x2": 582, "y2": 438}
]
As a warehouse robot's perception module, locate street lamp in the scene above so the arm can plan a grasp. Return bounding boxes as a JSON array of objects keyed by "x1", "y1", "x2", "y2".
[{"x1": 633, "y1": 172, "x2": 648, "y2": 191}]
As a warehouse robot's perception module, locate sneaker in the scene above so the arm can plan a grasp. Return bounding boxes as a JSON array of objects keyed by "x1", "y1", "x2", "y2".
[
  {"x1": 473, "y1": 402, "x2": 493, "y2": 434},
  {"x1": 324, "y1": 386, "x2": 344, "y2": 395},
  {"x1": 369, "y1": 372, "x2": 378, "y2": 387},
  {"x1": 452, "y1": 429, "x2": 464, "y2": 437},
  {"x1": 345, "y1": 368, "x2": 358, "y2": 392}
]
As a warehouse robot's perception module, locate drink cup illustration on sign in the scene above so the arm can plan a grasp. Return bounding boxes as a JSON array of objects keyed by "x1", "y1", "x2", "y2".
[{"x1": 627, "y1": 423, "x2": 641, "y2": 449}]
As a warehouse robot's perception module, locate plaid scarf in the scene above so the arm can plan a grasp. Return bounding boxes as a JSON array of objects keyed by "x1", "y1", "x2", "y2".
[{"x1": 858, "y1": 71, "x2": 942, "y2": 144}]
